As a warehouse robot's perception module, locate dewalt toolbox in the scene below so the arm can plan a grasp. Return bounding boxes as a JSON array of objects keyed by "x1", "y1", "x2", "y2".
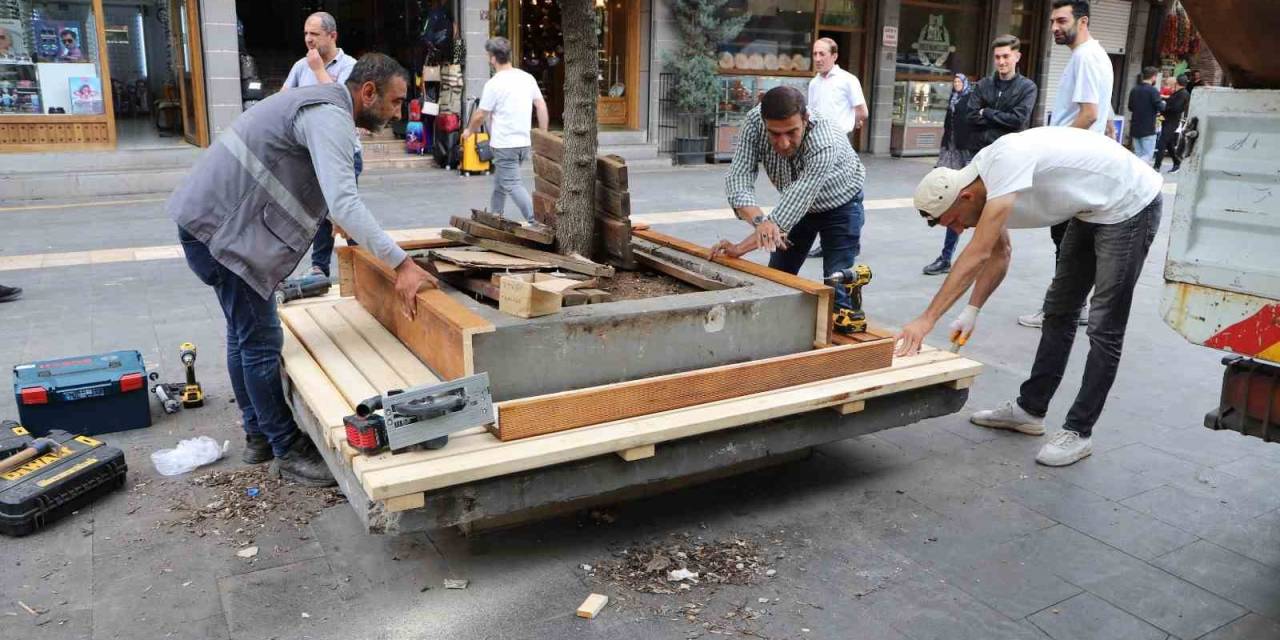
[
  {"x1": 13, "y1": 350, "x2": 151, "y2": 436},
  {"x1": 0, "y1": 422, "x2": 128, "y2": 537}
]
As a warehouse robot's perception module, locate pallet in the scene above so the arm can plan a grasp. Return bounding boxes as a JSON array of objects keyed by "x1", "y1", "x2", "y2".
[{"x1": 280, "y1": 298, "x2": 981, "y2": 520}]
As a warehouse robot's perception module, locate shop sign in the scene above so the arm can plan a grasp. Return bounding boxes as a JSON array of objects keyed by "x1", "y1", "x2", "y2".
[
  {"x1": 911, "y1": 14, "x2": 956, "y2": 69},
  {"x1": 883, "y1": 26, "x2": 898, "y2": 48}
]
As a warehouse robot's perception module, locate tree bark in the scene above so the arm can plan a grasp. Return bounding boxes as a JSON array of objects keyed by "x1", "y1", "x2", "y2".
[{"x1": 555, "y1": 0, "x2": 599, "y2": 257}]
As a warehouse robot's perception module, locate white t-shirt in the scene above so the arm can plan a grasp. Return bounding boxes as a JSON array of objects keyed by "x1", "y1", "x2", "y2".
[
  {"x1": 972, "y1": 127, "x2": 1163, "y2": 228},
  {"x1": 1050, "y1": 38, "x2": 1113, "y2": 134},
  {"x1": 478, "y1": 68, "x2": 543, "y2": 149},
  {"x1": 807, "y1": 66, "x2": 866, "y2": 134}
]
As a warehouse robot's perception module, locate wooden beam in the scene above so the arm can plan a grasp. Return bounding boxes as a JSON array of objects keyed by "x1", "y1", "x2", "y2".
[
  {"x1": 450, "y1": 216, "x2": 541, "y2": 248},
  {"x1": 493, "y1": 339, "x2": 894, "y2": 441},
  {"x1": 947, "y1": 376, "x2": 975, "y2": 390},
  {"x1": 832, "y1": 400, "x2": 866, "y2": 415},
  {"x1": 532, "y1": 153, "x2": 562, "y2": 186},
  {"x1": 533, "y1": 191, "x2": 557, "y2": 226},
  {"x1": 396, "y1": 237, "x2": 460, "y2": 252},
  {"x1": 595, "y1": 216, "x2": 634, "y2": 269},
  {"x1": 443, "y1": 274, "x2": 502, "y2": 301},
  {"x1": 534, "y1": 175, "x2": 560, "y2": 199},
  {"x1": 471, "y1": 209, "x2": 554, "y2": 244},
  {"x1": 597, "y1": 154, "x2": 628, "y2": 192},
  {"x1": 596, "y1": 185, "x2": 631, "y2": 220},
  {"x1": 617, "y1": 444, "x2": 655, "y2": 462},
  {"x1": 430, "y1": 248, "x2": 550, "y2": 269},
  {"x1": 280, "y1": 307, "x2": 380, "y2": 407},
  {"x1": 383, "y1": 493, "x2": 425, "y2": 513},
  {"x1": 441, "y1": 229, "x2": 615, "y2": 277},
  {"x1": 307, "y1": 305, "x2": 407, "y2": 394},
  {"x1": 532, "y1": 129, "x2": 563, "y2": 163},
  {"x1": 633, "y1": 250, "x2": 730, "y2": 291},
  {"x1": 336, "y1": 246, "x2": 355, "y2": 297},
  {"x1": 280, "y1": 330, "x2": 353, "y2": 450}
]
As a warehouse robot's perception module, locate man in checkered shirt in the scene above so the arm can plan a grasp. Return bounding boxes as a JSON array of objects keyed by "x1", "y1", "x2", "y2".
[{"x1": 713, "y1": 86, "x2": 866, "y2": 325}]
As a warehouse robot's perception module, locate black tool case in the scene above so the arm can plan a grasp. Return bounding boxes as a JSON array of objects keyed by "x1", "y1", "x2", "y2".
[{"x1": 0, "y1": 423, "x2": 128, "y2": 536}]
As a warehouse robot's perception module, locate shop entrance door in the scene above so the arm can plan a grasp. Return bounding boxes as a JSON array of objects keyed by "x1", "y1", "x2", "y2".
[{"x1": 169, "y1": 0, "x2": 208, "y2": 146}]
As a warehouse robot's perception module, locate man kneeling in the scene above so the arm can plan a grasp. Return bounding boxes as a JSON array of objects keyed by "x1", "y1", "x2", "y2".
[{"x1": 897, "y1": 126, "x2": 1163, "y2": 466}]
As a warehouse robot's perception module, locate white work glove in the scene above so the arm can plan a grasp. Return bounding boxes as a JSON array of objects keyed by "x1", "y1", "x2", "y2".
[{"x1": 949, "y1": 304, "x2": 981, "y2": 348}]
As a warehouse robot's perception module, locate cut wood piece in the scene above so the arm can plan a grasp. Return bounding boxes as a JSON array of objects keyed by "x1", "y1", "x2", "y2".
[
  {"x1": 362, "y1": 350, "x2": 981, "y2": 498},
  {"x1": 446, "y1": 275, "x2": 502, "y2": 301},
  {"x1": 617, "y1": 444, "x2": 655, "y2": 462},
  {"x1": 597, "y1": 154, "x2": 628, "y2": 191},
  {"x1": 596, "y1": 216, "x2": 634, "y2": 269},
  {"x1": 471, "y1": 209, "x2": 554, "y2": 244},
  {"x1": 333, "y1": 300, "x2": 439, "y2": 385},
  {"x1": 441, "y1": 229, "x2": 615, "y2": 277},
  {"x1": 633, "y1": 250, "x2": 730, "y2": 291},
  {"x1": 336, "y1": 246, "x2": 355, "y2": 297},
  {"x1": 532, "y1": 128, "x2": 563, "y2": 163},
  {"x1": 578, "y1": 288, "x2": 611, "y2": 303},
  {"x1": 383, "y1": 493, "x2": 425, "y2": 513},
  {"x1": 833, "y1": 400, "x2": 866, "y2": 415},
  {"x1": 531, "y1": 153, "x2": 562, "y2": 186},
  {"x1": 280, "y1": 329, "x2": 353, "y2": 450},
  {"x1": 493, "y1": 339, "x2": 894, "y2": 441},
  {"x1": 396, "y1": 237, "x2": 459, "y2": 251},
  {"x1": 427, "y1": 260, "x2": 470, "y2": 276},
  {"x1": 947, "y1": 376, "x2": 974, "y2": 390},
  {"x1": 281, "y1": 307, "x2": 380, "y2": 408},
  {"x1": 577, "y1": 594, "x2": 609, "y2": 619},
  {"x1": 430, "y1": 248, "x2": 551, "y2": 270},
  {"x1": 534, "y1": 175, "x2": 560, "y2": 199},
  {"x1": 499, "y1": 274, "x2": 564, "y2": 318},
  {"x1": 533, "y1": 191, "x2": 557, "y2": 226},
  {"x1": 630, "y1": 221, "x2": 651, "y2": 231},
  {"x1": 307, "y1": 305, "x2": 407, "y2": 394},
  {"x1": 450, "y1": 216, "x2": 542, "y2": 248},
  {"x1": 349, "y1": 247, "x2": 495, "y2": 380},
  {"x1": 596, "y1": 185, "x2": 631, "y2": 220}
]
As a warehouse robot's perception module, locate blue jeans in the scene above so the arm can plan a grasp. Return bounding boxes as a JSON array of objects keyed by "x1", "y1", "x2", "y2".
[
  {"x1": 1017, "y1": 195, "x2": 1162, "y2": 437},
  {"x1": 310, "y1": 150, "x2": 363, "y2": 276},
  {"x1": 1132, "y1": 135, "x2": 1157, "y2": 163},
  {"x1": 939, "y1": 227, "x2": 960, "y2": 262},
  {"x1": 768, "y1": 193, "x2": 864, "y2": 312},
  {"x1": 180, "y1": 228, "x2": 300, "y2": 456},
  {"x1": 491, "y1": 146, "x2": 534, "y2": 223}
]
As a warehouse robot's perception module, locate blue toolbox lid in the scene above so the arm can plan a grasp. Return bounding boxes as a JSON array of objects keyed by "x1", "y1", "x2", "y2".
[{"x1": 13, "y1": 351, "x2": 147, "y2": 404}]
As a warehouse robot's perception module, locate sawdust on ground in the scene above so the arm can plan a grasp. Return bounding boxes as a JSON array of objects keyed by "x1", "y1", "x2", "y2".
[{"x1": 598, "y1": 269, "x2": 700, "y2": 301}]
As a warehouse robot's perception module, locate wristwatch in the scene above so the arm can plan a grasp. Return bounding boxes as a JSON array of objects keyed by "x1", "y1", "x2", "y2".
[{"x1": 751, "y1": 214, "x2": 765, "y2": 226}]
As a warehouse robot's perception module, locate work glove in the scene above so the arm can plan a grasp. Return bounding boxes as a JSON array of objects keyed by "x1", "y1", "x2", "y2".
[{"x1": 949, "y1": 305, "x2": 980, "y2": 349}]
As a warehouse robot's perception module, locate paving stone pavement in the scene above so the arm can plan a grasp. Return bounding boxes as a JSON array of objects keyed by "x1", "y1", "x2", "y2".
[{"x1": 1, "y1": 158, "x2": 1278, "y2": 640}]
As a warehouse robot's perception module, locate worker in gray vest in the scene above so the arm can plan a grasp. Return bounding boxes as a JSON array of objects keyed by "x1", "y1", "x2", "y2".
[{"x1": 169, "y1": 53, "x2": 434, "y2": 487}]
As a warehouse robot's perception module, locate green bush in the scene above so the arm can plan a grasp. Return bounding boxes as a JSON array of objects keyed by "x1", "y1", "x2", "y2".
[{"x1": 665, "y1": 0, "x2": 748, "y2": 115}]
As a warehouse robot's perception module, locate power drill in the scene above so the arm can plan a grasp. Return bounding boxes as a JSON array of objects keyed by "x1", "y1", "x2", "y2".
[
  {"x1": 179, "y1": 342, "x2": 205, "y2": 408},
  {"x1": 825, "y1": 265, "x2": 872, "y2": 335},
  {"x1": 274, "y1": 273, "x2": 331, "y2": 305}
]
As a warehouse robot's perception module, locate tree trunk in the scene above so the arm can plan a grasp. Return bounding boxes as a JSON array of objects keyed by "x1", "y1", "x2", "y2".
[{"x1": 555, "y1": 0, "x2": 599, "y2": 257}]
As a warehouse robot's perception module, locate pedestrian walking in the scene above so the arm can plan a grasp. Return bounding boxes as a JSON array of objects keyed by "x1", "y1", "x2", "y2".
[
  {"x1": 900, "y1": 126, "x2": 1164, "y2": 467},
  {"x1": 806, "y1": 37, "x2": 868, "y2": 259},
  {"x1": 1127, "y1": 66, "x2": 1164, "y2": 163},
  {"x1": 462, "y1": 37, "x2": 549, "y2": 228},
  {"x1": 1154, "y1": 74, "x2": 1190, "y2": 173}
]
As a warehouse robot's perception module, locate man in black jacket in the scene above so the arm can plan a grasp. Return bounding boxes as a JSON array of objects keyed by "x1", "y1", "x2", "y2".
[
  {"x1": 1154, "y1": 74, "x2": 1190, "y2": 173},
  {"x1": 966, "y1": 35, "x2": 1038, "y2": 151},
  {"x1": 1127, "y1": 66, "x2": 1164, "y2": 163}
]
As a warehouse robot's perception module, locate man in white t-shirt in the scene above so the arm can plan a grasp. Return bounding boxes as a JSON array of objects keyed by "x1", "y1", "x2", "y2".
[
  {"x1": 805, "y1": 37, "x2": 867, "y2": 258},
  {"x1": 463, "y1": 37, "x2": 549, "y2": 226},
  {"x1": 898, "y1": 127, "x2": 1163, "y2": 467},
  {"x1": 1018, "y1": 0, "x2": 1115, "y2": 329}
]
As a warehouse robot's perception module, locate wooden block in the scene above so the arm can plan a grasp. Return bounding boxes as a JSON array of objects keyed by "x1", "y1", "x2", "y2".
[
  {"x1": 532, "y1": 153, "x2": 562, "y2": 186},
  {"x1": 947, "y1": 376, "x2": 975, "y2": 390},
  {"x1": 597, "y1": 154, "x2": 628, "y2": 191},
  {"x1": 471, "y1": 209, "x2": 554, "y2": 244},
  {"x1": 441, "y1": 229, "x2": 615, "y2": 278},
  {"x1": 617, "y1": 444, "x2": 655, "y2": 462},
  {"x1": 595, "y1": 216, "x2": 634, "y2": 269},
  {"x1": 532, "y1": 129, "x2": 563, "y2": 163},
  {"x1": 633, "y1": 250, "x2": 730, "y2": 291},
  {"x1": 533, "y1": 191, "x2": 557, "y2": 226},
  {"x1": 336, "y1": 246, "x2": 355, "y2": 297},
  {"x1": 832, "y1": 400, "x2": 866, "y2": 415},
  {"x1": 577, "y1": 593, "x2": 609, "y2": 619},
  {"x1": 596, "y1": 185, "x2": 631, "y2": 220},
  {"x1": 450, "y1": 216, "x2": 541, "y2": 247},
  {"x1": 535, "y1": 176, "x2": 561, "y2": 199},
  {"x1": 383, "y1": 493, "x2": 425, "y2": 513},
  {"x1": 396, "y1": 237, "x2": 459, "y2": 252},
  {"x1": 499, "y1": 275, "x2": 563, "y2": 318},
  {"x1": 493, "y1": 339, "x2": 895, "y2": 441},
  {"x1": 430, "y1": 248, "x2": 550, "y2": 269},
  {"x1": 579, "y1": 288, "x2": 612, "y2": 303},
  {"x1": 445, "y1": 275, "x2": 503, "y2": 301}
]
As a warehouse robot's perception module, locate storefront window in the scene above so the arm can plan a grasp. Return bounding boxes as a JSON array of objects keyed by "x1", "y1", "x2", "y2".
[
  {"x1": 820, "y1": 0, "x2": 865, "y2": 28},
  {"x1": 0, "y1": 0, "x2": 105, "y2": 115},
  {"x1": 895, "y1": 0, "x2": 983, "y2": 79},
  {"x1": 717, "y1": 0, "x2": 817, "y2": 75}
]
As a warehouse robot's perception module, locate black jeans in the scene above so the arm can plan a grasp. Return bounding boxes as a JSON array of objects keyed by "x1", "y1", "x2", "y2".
[
  {"x1": 767, "y1": 193, "x2": 864, "y2": 312},
  {"x1": 180, "y1": 229, "x2": 301, "y2": 456},
  {"x1": 1153, "y1": 128, "x2": 1180, "y2": 171},
  {"x1": 309, "y1": 150, "x2": 363, "y2": 276},
  {"x1": 1016, "y1": 195, "x2": 1163, "y2": 437}
]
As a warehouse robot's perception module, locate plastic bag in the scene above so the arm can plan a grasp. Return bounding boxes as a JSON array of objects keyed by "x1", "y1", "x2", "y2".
[{"x1": 151, "y1": 436, "x2": 229, "y2": 476}]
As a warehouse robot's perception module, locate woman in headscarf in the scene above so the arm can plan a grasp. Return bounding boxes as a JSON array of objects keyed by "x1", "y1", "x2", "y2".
[{"x1": 923, "y1": 73, "x2": 976, "y2": 276}]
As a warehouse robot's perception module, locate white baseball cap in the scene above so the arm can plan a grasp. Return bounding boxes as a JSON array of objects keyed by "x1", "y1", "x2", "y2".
[{"x1": 913, "y1": 164, "x2": 981, "y2": 222}]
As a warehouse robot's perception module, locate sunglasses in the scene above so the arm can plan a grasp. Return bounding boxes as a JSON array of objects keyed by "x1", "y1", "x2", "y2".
[{"x1": 919, "y1": 210, "x2": 939, "y2": 227}]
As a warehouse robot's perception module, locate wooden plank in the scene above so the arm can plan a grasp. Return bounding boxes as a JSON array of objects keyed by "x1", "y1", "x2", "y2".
[
  {"x1": 533, "y1": 191, "x2": 557, "y2": 226},
  {"x1": 617, "y1": 444, "x2": 655, "y2": 462},
  {"x1": 333, "y1": 300, "x2": 439, "y2": 385},
  {"x1": 577, "y1": 594, "x2": 609, "y2": 619},
  {"x1": 633, "y1": 250, "x2": 730, "y2": 291},
  {"x1": 595, "y1": 216, "x2": 634, "y2": 269},
  {"x1": 426, "y1": 260, "x2": 470, "y2": 276},
  {"x1": 947, "y1": 376, "x2": 975, "y2": 390},
  {"x1": 450, "y1": 216, "x2": 542, "y2": 248},
  {"x1": 362, "y1": 350, "x2": 981, "y2": 499},
  {"x1": 531, "y1": 153, "x2": 562, "y2": 186},
  {"x1": 532, "y1": 129, "x2": 563, "y2": 163},
  {"x1": 280, "y1": 329, "x2": 353, "y2": 450},
  {"x1": 596, "y1": 185, "x2": 631, "y2": 220},
  {"x1": 534, "y1": 176, "x2": 560, "y2": 199},
  {"x1": 280, "y1": 307, "x2": 379, "y2": 408},
  {"x1": 430, "y1": 248, "x2": 550, "y2": 269},
  {"x1": 597, "y1": 154, "x2": 628, "y2": 191},
  {"x1": 493, "y1": 339, "x2": 894, "y2": 441},
  {"x1": 445, "y1": 275, "x2": 503, "y2": 301},
  {"x1": 396, "y1": 237, "x2": 459, "y2": 252},
  {"x1": 471, "y1": 209, "x2": 554, "y2": 244},
  {"x1": 832, "y1": 400, "x2": 866, "y2": 415},
  {"x1": 349, "y1": 247, "x2": 494, "y2": 380},
  {"x1": 499, "y1": 276, "x2": 563, "y2": 318},
  {"x1": 383, "y1": 493, "x2": 425, "y2": 513},
  {"x1": 336, "y1": 246, "x2": 355, "y2": 297},
  {"x1": 441, "y1": 229, "x2": 615, "y2": 277},
  {"x1": 307, "y1": 305, "x2": 407, "y2": 395}
]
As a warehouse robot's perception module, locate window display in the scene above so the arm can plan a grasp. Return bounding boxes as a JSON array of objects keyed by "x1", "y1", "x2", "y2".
[
  {"x1": 0, "y1": 0, "x2": 103, "y2": 117},
  {"x1": 712, "y1": 74, "x2": 807, "y2": 159},
  {"x1": 717, "y1": 0, "x2": 816, "y2": 74},
  {"x1": 894, "y1": 0, "x2": 981, "y2": 78}
]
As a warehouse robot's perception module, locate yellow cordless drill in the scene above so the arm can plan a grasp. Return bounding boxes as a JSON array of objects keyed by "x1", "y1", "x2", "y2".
[
  {"x1": 179, "y1": 342, "x2": 205, "y2": 408},
  {"x1": 826, "y1": 265, "x2": 872, "y2": 335}
]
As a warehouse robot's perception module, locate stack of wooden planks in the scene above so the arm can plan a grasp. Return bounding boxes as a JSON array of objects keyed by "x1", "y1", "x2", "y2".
[{"x1": 530, "y1": 129, "x2": 635, "y2": 269}]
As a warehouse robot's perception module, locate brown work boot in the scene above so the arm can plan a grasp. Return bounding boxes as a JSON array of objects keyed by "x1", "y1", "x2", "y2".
[
  {"x1": 269, "y1": 434, "x2": 336, "y2": 487},
  {"x1": 242, "y1": 434, "x2": 273, "y2": 465}
]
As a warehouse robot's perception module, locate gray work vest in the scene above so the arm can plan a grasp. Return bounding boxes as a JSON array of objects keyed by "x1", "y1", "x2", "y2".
[{"x1": 168, "y1": 83, "x2": 353, "y2": 300}]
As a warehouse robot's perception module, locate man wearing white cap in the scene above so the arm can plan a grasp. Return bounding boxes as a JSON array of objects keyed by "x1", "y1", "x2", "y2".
[{"x1": 896, "y1": 126, "x2": 1162, "y2": 466}]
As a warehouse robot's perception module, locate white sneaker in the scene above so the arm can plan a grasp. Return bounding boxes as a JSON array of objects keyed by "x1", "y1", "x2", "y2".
[
  {"x1": 1035, "y1": 430, "x2": 1093, "y2": 466},
  {"x1": 1018, "y1": 310, "x2": 1044, "y2": 328},
  {"x1": 970, "y1": 400, "x2": 1046, "y2": 435}
]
